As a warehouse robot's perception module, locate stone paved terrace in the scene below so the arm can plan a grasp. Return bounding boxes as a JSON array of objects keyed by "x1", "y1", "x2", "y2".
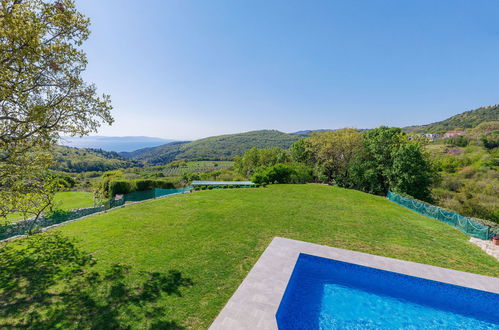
[
  {"x1": 470, "y1": 237, "x2": 499, "y2": 261},
  {"x1": 209, "y1": 237, "x2": 499, "y2": 330}
]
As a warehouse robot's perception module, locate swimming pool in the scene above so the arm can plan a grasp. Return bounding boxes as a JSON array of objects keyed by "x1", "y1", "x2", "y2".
[{"x1": 276, "y1": 254, "x2": 499, "y2": 329}]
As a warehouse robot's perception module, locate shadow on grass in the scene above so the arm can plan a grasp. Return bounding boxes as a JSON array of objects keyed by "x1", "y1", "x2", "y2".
[{"x1": 0, "y1": 232, "x2": 192, "y2": 329}]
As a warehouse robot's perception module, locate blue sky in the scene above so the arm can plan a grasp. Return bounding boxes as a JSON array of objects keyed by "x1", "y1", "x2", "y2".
[{"x1": 79, "y1": 0, "x2": 499, "y2": 140}]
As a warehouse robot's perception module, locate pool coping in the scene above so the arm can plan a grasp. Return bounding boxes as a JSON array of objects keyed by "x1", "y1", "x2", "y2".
[{"x1": 209, "y1": 237, "x2": 499, "y2": 330}]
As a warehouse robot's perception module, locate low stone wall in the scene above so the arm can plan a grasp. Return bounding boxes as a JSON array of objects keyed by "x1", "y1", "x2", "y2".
[
  {"x1": 1, "y1": 189, "x2": 191, "y2": 243},
  {"x1": 0, "y1": 206, "x2": 106, "y2": 241}
]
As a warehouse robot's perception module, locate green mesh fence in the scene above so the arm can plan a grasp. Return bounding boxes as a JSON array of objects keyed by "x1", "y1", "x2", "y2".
[
  {"x1": 124, "y1": 189, "x2": 156, "y2": 202},
  {"x1": 155, "y1": 187, "x2": 192, "y2": 197},
  {"x1": 387, "y1": 191, "x2": 491, "y2": 240},
  {"x1": 124, "y1": 187, "x2": 192, "y2": 203},
  {"x1": 1, "y1": 186, "x2": 192, "y2": 241}
]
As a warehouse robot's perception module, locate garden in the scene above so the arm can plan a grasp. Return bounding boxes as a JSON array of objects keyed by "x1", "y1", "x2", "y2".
[{"x1": 1, "y1": 185, "x2": 497, "y2": 328}]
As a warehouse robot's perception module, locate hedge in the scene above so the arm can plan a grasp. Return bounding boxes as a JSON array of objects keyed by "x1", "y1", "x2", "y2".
[{"x1": 109, "y1": 179, "x2": 175, "y2": 197}]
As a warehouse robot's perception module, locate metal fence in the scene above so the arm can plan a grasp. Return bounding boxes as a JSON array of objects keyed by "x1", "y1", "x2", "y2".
[
  {"x1": 0, "y1": 186, "x2": 192, "y2": 241},
  {"x1": 387, "y1": 191, "x2": 491, "y2": 240}
]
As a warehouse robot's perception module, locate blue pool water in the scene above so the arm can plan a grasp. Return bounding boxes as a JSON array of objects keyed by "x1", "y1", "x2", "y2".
[{"x1": 276, "y1": 254, "x2": 499, "y2": 329}]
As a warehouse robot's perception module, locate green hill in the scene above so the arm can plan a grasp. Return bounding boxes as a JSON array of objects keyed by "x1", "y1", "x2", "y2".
[
  {"x1": 404, "y1": 105, "x2": 499, "y2": 133},
  {"x1": 4, "y1": 185, "x2": 497, "y2": 328},
  {"x1": 121, "y1": 130, "x2": 301, "y2": 165},
  {"x1": 52, "y1": 145, "x2": 140, "y2": 172}
]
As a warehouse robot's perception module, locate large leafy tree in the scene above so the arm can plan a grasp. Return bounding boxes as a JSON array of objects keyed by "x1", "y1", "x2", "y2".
[
  {"x1": 306, "y1": 128, "x2": 363, "y2": 185},
  {"x1": 0, "y1": 0, "x2": 113, "y2": 221},
  {"x1": 349, "y1": 127, "x2": 435, "y2": 201},
  {"x1": 290, "y1": 138, "x2": 311, "y2": 164},
  {"x1": 349, "y1": 127, "x2": 405, "y2": 195},
  {"x1": 390, "y1": 142, "x2": 434, "y2": 201}
]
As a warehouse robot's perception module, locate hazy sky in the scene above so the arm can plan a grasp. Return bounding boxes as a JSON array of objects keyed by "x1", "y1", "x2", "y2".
[{"x1": 79, "y1": 0, "x2": 499, "y2": 140}]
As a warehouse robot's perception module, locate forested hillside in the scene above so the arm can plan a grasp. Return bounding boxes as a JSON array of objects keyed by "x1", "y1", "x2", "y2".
[
  {"x1": 52, "y1": 146, "x2": 140, "y2": 172},
  {"x1": 54, "y1": 107, "x2": 498, "y2": 169},
  {"x1": 404, "y1": 105, "x2": 499, "y2": 133},
  {"x1": 121, "y1": 130, "x2": 301, "y2": 165}
]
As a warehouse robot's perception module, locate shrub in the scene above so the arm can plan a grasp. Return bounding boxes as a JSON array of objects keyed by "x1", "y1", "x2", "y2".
[
  {"x1": 109, "y1": 180, "x2": 133, "y2": 196},
  {"x1": 48, "y1": 172, "x2": 76, "y2": 190},
  {"x1": 289, "y1": 163, "x2": 313, "y2": 184},
  {"x1": 446, "y1": 135, "x2": 470, "y2": 147},
  {"x1": 436, "y1": 157, "x2": 460, "y2": 173},
  {"x1": 458, "y1": 166, "x2": 476, "y2": 179},
  {"x1": 481, "y1": 132, "x2": 499, "y2": 150},
  {"x1": 133, "y1": 179, "x2": 175, "y2": 191},
  {"x1": 251, "y1": 164, "x2": 296, "y2": 184},
  {"x1": 108, "y1": 179, "x2": 175, "y2": 196}
]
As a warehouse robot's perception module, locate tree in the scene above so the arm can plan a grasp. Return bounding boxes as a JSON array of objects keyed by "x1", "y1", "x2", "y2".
[
  {"x1": 235, "y1": 147, "x2": 290, "y2": 177},
  {"x1": 390, "y1": 143, "x2": 435, "y2": 201},
  {"x1": 234, "y1": 147, "x2": 260, "y2": 177},
  {"x1": 0, "y1": 0, "x2": 113, "y2": 221},
  {"x1": 306, "y1": 128, "x2": 363, "y2": 185},
  {"x1": 349, "y1": 127, "x2": 435, "y2": 201},
  {"x1": 349, "y1": 127, "x2": 405, "y2": 195},
  {"x1": 290, "y1": 138, "x2": 311, "y2": 163}
]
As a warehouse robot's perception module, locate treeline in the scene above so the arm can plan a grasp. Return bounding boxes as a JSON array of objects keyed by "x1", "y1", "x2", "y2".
[{"x1": 235, "y1": 127, "x2": 435, "y2": 202}]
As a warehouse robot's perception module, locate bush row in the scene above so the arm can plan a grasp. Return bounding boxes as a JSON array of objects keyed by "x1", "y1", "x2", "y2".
[
  {"x1": 109, "y1": 179, "x2": 175, "y2": 196},
  {"x1": 251, "y1": 163, "x2": 313, "y2": 185}
]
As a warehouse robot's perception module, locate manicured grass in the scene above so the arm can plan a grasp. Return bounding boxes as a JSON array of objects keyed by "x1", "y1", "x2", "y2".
[
  {"x1": 52, "y1": 191, "x2": 95, "y2": 210},
  {"x1": 44, "y1": 184, "x2": 499, "y2": 328},
  {"x1": 5, "y1": 191, "x2": 94, "y2": 222}
]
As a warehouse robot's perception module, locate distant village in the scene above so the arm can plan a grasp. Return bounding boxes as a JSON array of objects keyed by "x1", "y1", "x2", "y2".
[{"x1": 415, "y1": 130, "x2": 465, "y2": 141}]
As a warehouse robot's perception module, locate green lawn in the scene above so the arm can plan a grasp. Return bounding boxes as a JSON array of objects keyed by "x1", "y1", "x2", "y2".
[
  {"x1": 4, "y1": 191, "x2": 94, "y2": 222},
  {"x1": 52, "y1": 191, "x2": 95, "y2": 210},
  {"x1": 3, "y1": 185, "x2": 499, "y2": 328}
]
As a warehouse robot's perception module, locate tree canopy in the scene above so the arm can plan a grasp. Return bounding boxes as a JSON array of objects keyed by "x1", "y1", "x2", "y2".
[{"x1": 0, "y1": 0, "x2": 113, "y2": 220}]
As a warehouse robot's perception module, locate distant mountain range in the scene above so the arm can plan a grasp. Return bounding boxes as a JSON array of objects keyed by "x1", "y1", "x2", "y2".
[
  {"x1": 291, "y1": 129, "x2": 333, "y2": 135},
  {"x1": 54, "y1": 105, "x2": 498, "y2": 169},
  {"x1": 59, "y1": 136, "x2": 174, "y2": 152}
]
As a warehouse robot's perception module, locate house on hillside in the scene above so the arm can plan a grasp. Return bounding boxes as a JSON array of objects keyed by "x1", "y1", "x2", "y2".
[
  {"x1": 443, "y1": 130, "x2": 465, "y2": 138},
  {"x1": 421, "y1": 133, "x2": 440, "y2": 141}
]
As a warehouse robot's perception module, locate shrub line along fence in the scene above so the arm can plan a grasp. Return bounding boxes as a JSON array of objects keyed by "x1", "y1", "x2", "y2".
[
  {"x1": 0, "y1": 186, "x2": 193, "y2": 242},
  {"x1": 387, "y1": 191, "x2": 491, "y2": 240}
]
